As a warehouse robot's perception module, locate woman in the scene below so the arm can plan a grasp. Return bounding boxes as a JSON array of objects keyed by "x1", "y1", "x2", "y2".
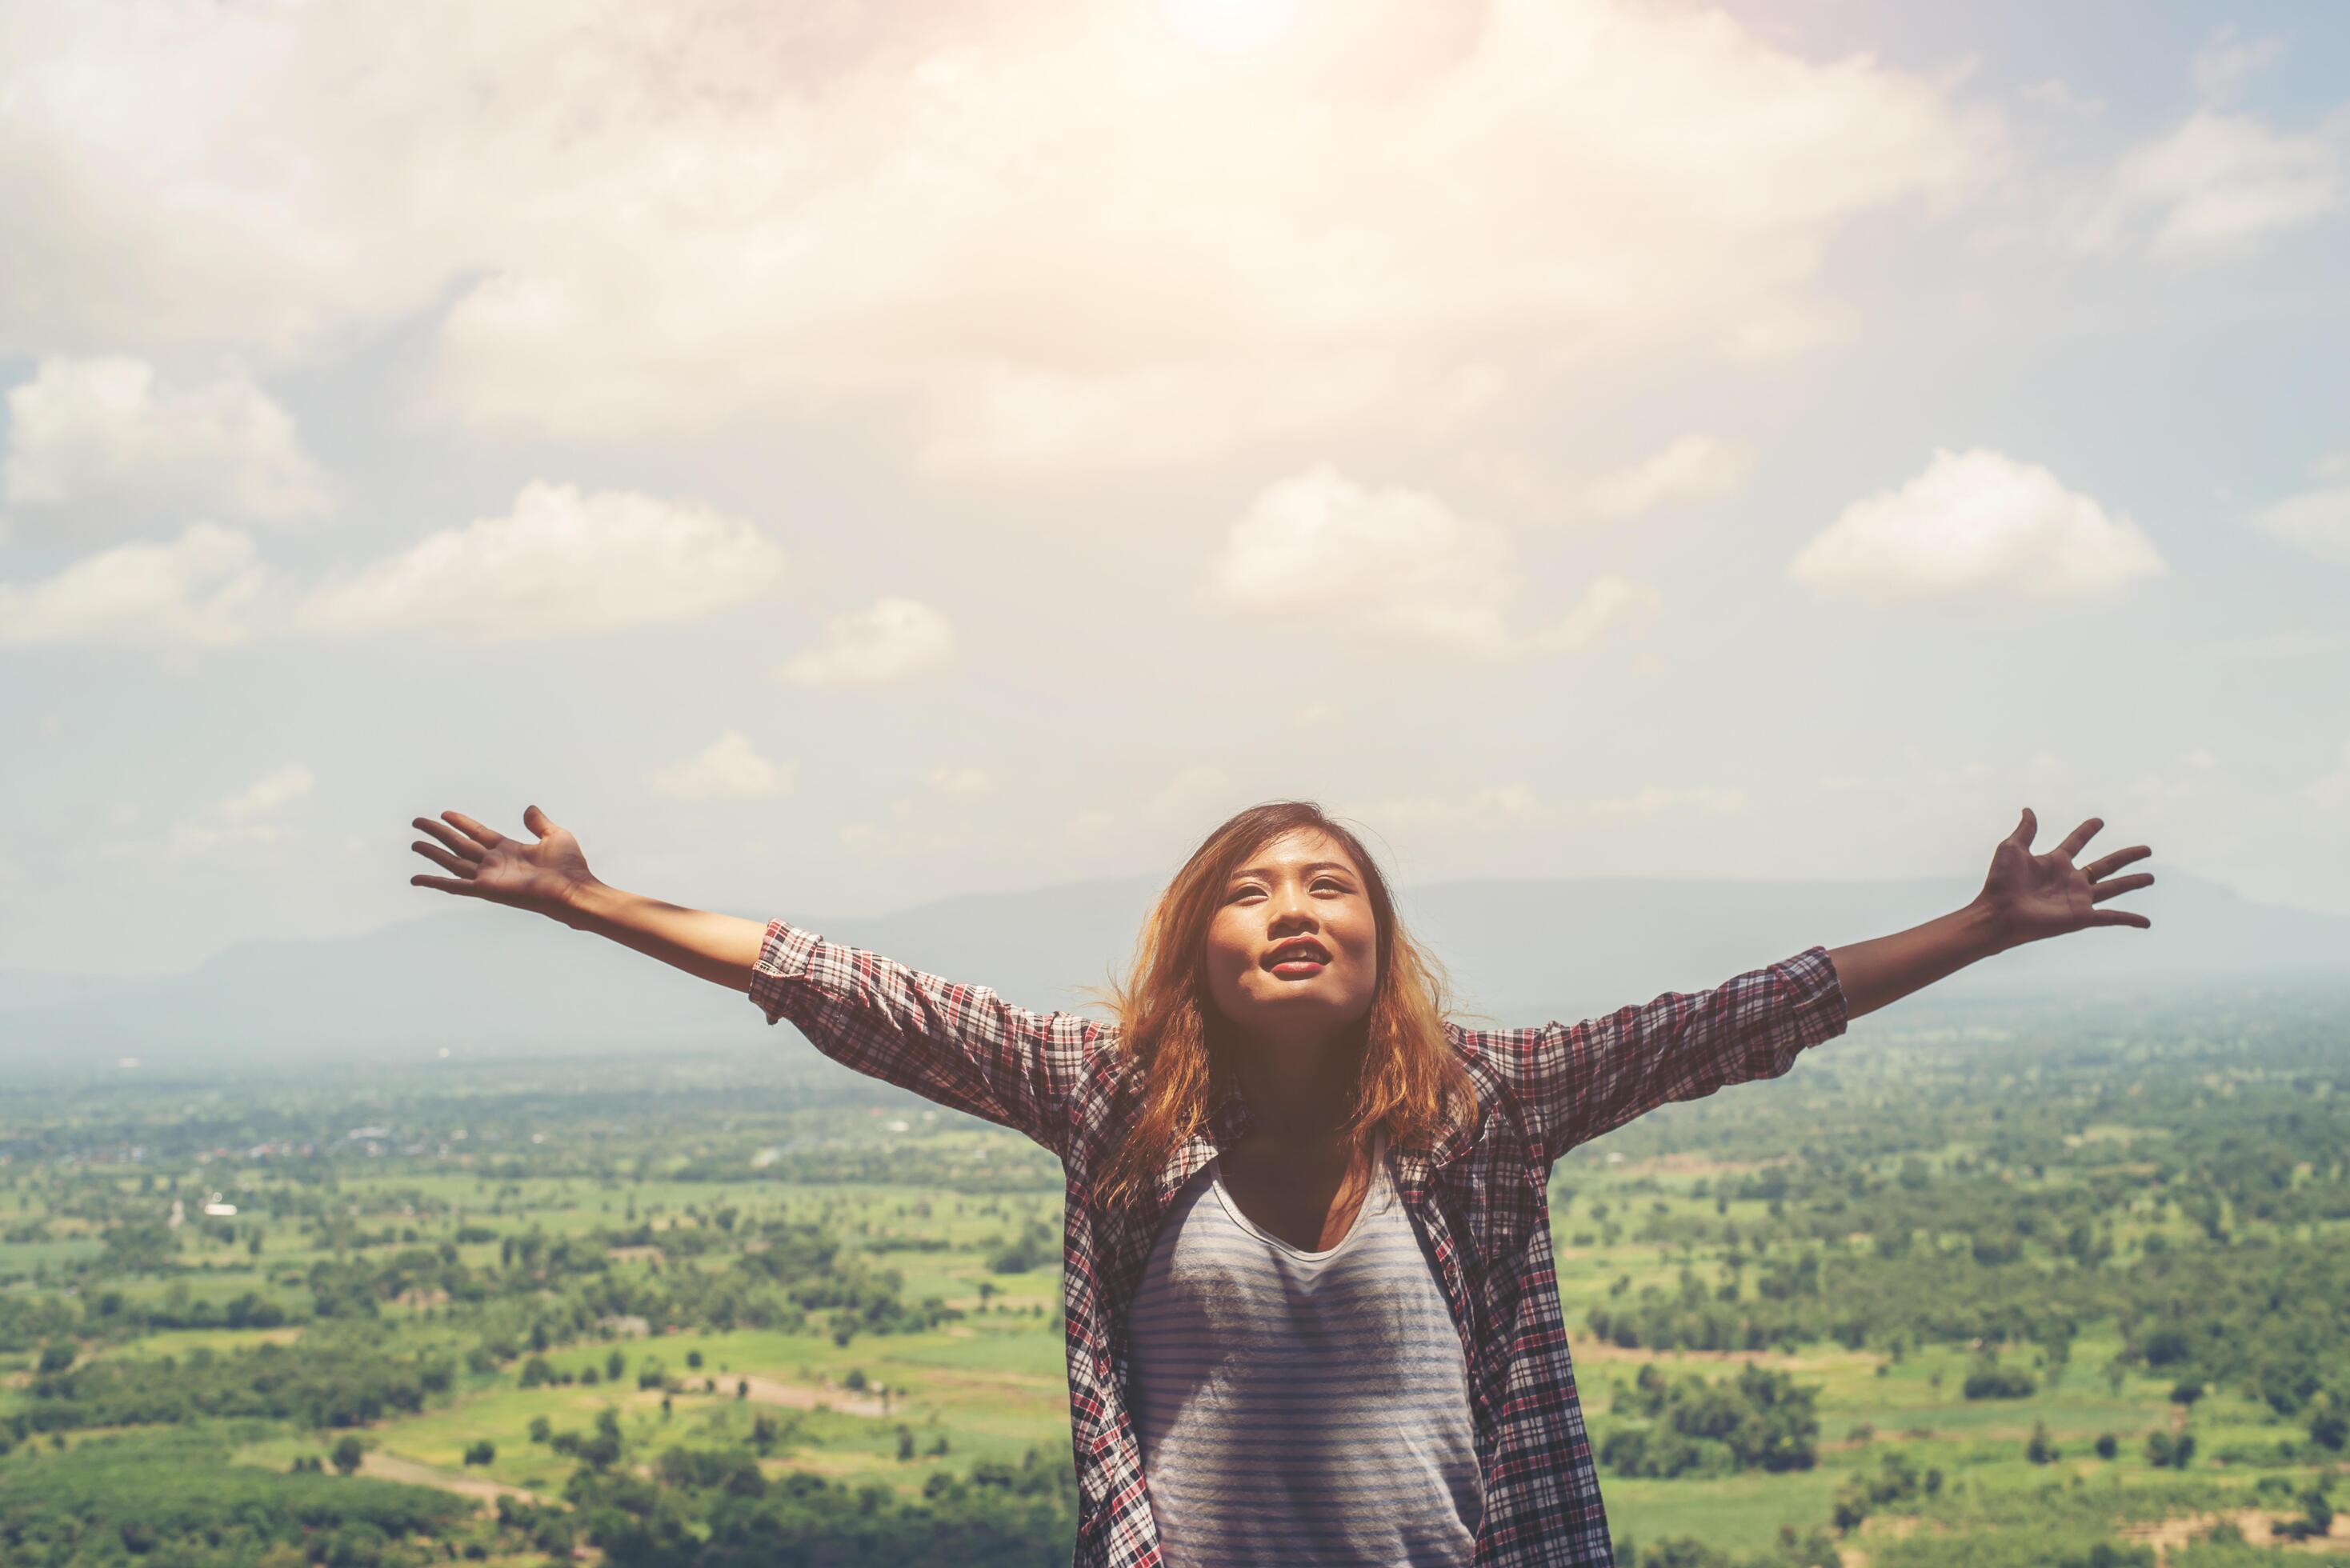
[{"x1": 409, "y1": 798, "x2": 2152, "y2": 1566}]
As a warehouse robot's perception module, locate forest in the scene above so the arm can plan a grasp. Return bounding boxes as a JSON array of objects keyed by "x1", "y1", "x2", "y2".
[{"x1": 1, "y1": 977, "x2": 2344, "y2": 1566}]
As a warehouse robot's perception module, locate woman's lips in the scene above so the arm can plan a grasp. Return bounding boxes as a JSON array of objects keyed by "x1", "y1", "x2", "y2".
[{"x1": 1268, "y1": 959, "x2": 1326, "y2": 977}]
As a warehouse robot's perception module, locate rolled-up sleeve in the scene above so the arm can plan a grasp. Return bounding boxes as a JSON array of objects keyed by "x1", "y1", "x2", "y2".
[
  {"x1": 747, "y1": 920, "x2": 1108, "y2": 1158},
  {"x1": 1458, "y1": 945, "x2": 1849, "y2": 1169}
]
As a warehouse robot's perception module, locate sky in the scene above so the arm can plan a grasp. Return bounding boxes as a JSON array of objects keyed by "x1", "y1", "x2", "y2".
[{"x1": 2, "y1": 0, "x2": 2346, "y2": 978}]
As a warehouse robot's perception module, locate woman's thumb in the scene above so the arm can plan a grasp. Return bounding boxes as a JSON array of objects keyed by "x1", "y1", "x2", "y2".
[{"x1": 524, "y1": 803, "x2": 557, "y2": 835}]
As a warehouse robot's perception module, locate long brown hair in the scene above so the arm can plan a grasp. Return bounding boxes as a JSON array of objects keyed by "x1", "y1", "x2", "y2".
[{"x1": 1083, "y1": 800, "x2": 1478, "y2": 1214}]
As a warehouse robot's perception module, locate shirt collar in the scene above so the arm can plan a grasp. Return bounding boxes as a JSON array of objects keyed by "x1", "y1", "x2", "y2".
[{"x1": 1149, "y1": 1073, "x2": 1475, "y2": 1211}]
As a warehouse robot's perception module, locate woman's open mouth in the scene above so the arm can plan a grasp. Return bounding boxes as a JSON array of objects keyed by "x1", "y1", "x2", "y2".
[{"x1": 1262, "y1": 940, "x2": 1330, "y2": 978}]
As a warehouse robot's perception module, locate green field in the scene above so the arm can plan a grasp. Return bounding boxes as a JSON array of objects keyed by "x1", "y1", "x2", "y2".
[{"x1": 4, "y1": 995, "x2": 2347, "y2": 1566}]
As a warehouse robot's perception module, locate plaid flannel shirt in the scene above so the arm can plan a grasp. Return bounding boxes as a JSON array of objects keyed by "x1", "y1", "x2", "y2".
[{"x1": 748, "y1": 921, "x2": 1849, "y2": 1567}]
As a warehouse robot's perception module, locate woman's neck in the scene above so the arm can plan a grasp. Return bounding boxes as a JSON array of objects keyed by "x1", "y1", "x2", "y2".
[{"x1": 1227, "y1": 1026, "x2": 1363, "y2": 1144}]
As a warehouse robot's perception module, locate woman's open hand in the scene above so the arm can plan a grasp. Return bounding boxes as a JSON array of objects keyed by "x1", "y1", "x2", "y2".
[
  {"x1": 410, "y1": 805, "x2": 600, "y2": 922},
  {"x1": 1975, "y1": 807, "x2": 2155, "y2": 950}
]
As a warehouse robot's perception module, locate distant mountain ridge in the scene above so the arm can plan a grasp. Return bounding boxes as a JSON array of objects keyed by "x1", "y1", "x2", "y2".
[{"x1": 3, "y1": 869, "x2": 2344, "y2": 1075}]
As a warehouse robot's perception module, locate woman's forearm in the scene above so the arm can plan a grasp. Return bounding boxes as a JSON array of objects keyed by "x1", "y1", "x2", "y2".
[
  {"x1": 559, "y1": 880, "x2": 771, "y2": 994},
  {"x1": 1825, "y1": 899, "x2": 2010, "y2": 1022}
]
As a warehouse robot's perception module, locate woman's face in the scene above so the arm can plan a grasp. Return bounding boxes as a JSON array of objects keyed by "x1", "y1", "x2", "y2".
[{"x1": 1202, "y1": 827, "x2": 1380, "y2": 1049}]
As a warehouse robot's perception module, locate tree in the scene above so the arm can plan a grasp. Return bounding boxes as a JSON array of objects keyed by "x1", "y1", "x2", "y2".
[
  {"x1": 330, "y1": 1435, "x2": 365, "y2": 1475},
  {"x1": 2095, "y1": 1433, "x2": 2118, "y2": 1459},
  {"x1": 2026, "y1": 1421, "x2": 2057, "y2": 1465},
  {"x1": 2272, "y1": 1482, "x2": 2336, "y2": 1543},
  {"x1": 464, "y1": 1440, "x2": 495, "y2": 1467},
  {"x1": 1963, "y1": 1362, "x2": 2036, "y2": 1400},
  {"x1": 2308, "y1": 1400, "x2": 2346, "y2": 1452}
]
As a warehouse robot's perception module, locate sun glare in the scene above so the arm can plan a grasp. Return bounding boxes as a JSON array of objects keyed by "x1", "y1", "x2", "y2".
[{"x1": 1159, "y1": 0, "x2": 1297, "y2": 56}]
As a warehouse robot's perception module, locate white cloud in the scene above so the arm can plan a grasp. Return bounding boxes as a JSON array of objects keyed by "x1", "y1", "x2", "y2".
[
  {"x1": 1349, "y1": 783, "x2": 1542, "y2": 837},
  {"x1": 2246, "y1": 462, "x2": 2350, "y2": 566},
  {"x1": 169, "y1": 762, "x2": 314, "y2": 856},
  {"x1": 1581, "y1": 435, "x2": 1755, "y2": 520},
  {"x1": 2080, "y1": 107, "x2": 2347, "y2": 258},
  {"x1": 2192, "y1": 27, "x2": 2285, "y2": 106},
  {"x1": 1790, "y1": 448, "x2": 2168, "y2": 606},
  {"x1": 290, "y1": 482, "x2": 786, "y2": 643},
  {"x1": 2068, "y1": 26, "x2": 2343, "y2": 260},
  {"x1": 1207, "y1": 463, "x2": 1659, "y2": 658},
  {"x1": 2302, "y1": 738, "x2": 2350, "y2": 811},
  {"x1": 1062, "y1": 763, "x2": 1235, "y2": 861},
  {"x1": 1567, "y1": 785, "x2": 1751, "y2": 820},
  {"x1": 778, "y1": 598, "x2": 954, "y2": 686},
  {"x1": 912, "y1": 357, "x2": 1503, "y2": 482},
  {"x1": 645, "y1": 731, "x2": 788, "y2": 800},
  {"x1": 927, "y1": 766, "x2": 995, "y2": 797},
  {"x1": 217, "y1": 762, "x2": 314, "y2": 822},
  {"x1": 1, "y1": 482, "x2": 784, "y2": 648},
  {"x1": 0, "y1": 1, "x2": 1998, "y2": 471},
  {"x1": 2, "y1": 356, "x2": 328, "y2": 530},
  {"x1": 0, "y1": 521, "x2": 279, "y2": 647},
  {"x1": 2020, "y1": 79, "x2": 2104, "y2": 121},
  {"x1": 2183, "y1": 626, "x2": 2350, "y2": 662},
  {"x1": 1343, "y1": 780, "x2": 1752, "y2": 842}
]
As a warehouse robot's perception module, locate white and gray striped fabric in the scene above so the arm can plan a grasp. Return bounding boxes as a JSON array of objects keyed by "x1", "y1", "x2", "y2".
[{"x1": 1126, "y1": 1139, "x2": 1484, "y2": 1566}]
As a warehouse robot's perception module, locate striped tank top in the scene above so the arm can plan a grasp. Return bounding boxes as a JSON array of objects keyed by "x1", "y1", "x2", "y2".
[{"x1": 1125, "y1": 1137, "x2": 1483, "y2": 1565}]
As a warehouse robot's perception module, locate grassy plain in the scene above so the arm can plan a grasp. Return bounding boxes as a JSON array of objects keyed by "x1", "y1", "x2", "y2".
[{"x1": 5, "y1": 986, "x2": 2348, "y2": 1565}]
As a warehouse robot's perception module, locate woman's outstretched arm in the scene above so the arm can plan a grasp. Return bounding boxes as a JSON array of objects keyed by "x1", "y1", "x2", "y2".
[
  {"x1": 409, "y1": 804, "x2": 1104, "y2": 1154},
  {"x1": 1828, "y1": 807, "x2": 2153, "y2": 1019},
  {"x1": 1463, "y1": 806, "x2": 2155, "y2": 1167},
  {"x1": 408, "y1": 805, "x2": 767, "y2": 989}
]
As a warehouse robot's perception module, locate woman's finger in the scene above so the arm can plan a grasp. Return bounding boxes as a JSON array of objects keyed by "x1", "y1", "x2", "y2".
[
  {"x1": 2088, "y1": 908, "x2": 2151, "y2": 929},
  {"x1": 2083, "y1": 845, "x2": 2152, "y2": 881},
  {"x1": 443, "y1": 810, "x2": 506, "y2": 849},
  {"x1": 412, "y1": 841, "x2": 475, "y2": 878},
  {"x1": 2054, "y1": 816, "x2": 2104, "y2": 861},
  {"x1": 414, "y1": 815, "x2": 484, "y2": 859},
  {"x1": 410, "y1": 874, "x2": 482, "y2": 897},
  {"x1": 2089, "y1": 873, "x2": 2153, "y2": 902}
]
